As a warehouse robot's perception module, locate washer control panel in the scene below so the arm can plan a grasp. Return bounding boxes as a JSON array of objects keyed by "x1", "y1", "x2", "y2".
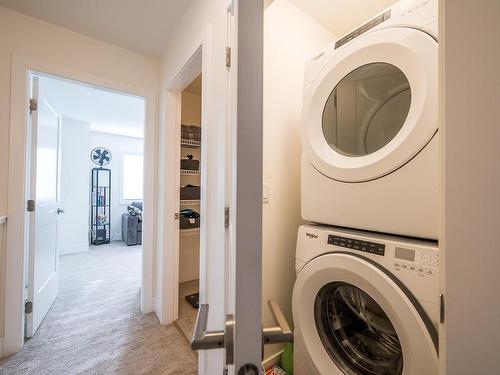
[
  {"x1": 393, "y1": 246, "x2": 438, "y2": 277},
  {"x1": 328, "y1": 234, "x2": 385, "y2": 256}
]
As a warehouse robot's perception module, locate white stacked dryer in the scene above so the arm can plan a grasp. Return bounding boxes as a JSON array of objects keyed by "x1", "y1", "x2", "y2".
[{"x1": 301, "y1": 0, "x2": 439, "y2": 240}]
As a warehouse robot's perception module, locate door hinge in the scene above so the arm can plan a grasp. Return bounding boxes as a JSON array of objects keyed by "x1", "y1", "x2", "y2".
[
  {"x1": 27, "y1": 199, "x2": 35, "y2": 212},
  {"x1": 25, "y1": 300, "x2": 33, "y2": 314},
  {"x1": 440, "y1": 293, "x2": 445, "y2": 324},
  {"x1": 29, "y1": 98, "x2": 38, "y2": 112},
  {"x1": 224, "y1": 206, "x2": 230, "y2": 228},
  {"x1": 225, "y1": 47, "x2": 231, "y2": 68}
]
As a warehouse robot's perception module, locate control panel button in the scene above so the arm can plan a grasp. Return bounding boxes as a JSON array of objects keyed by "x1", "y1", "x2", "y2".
[{"x1": 328, "y1": 234, "x2": 385, "y2": 256}]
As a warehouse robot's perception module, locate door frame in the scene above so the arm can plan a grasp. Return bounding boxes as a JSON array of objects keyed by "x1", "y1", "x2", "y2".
[
  {"x1": 157, "y1": 24, "x2": 211, "y2": 372},
  {"x1": 4, "y1": 55, "x2": 157, "y2": 356}
]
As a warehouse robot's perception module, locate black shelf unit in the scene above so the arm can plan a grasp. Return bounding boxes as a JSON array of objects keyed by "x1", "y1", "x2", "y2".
[{"x1": 91, "y1": 167, "x2": 111, "y2": 245}]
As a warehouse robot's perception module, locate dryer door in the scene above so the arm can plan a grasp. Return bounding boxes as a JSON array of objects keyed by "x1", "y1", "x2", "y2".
[
  {"x1": 292, "y1": 253, "x2": 438, "y2": 375},
  {"x1": 301, "y1": 27, "x2": 438, "y2": 182}
]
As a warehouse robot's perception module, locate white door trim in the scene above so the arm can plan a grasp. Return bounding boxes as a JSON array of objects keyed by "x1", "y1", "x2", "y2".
[
  {"x1": 158, "y1": 24, "x2": 211, "y2": 373},
  {"x1": 4, "y1": 55, "x2": 157, "y2": 356}
]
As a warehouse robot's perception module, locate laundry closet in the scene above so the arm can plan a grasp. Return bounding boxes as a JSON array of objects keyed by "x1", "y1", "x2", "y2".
[{"x1": 177, "y1": 75, "x2": 202, "y2": 339}]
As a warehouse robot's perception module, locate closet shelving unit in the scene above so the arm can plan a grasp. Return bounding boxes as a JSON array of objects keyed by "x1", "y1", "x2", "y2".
[
  {"x1": 181, "y1": 138, "x2": 201, "y2": 148},
  {"x1": 180, "y1": 228, "x2": 200, "y2": 236},
  {"x1": 180, "y1": 199, "x2": 201, "y2": 206},
  {"x1": 180, "y1": 169, "x2": 200, "y2": 176},
  {"x1": 180, "y1": 133, "x2": 201, "y2": 238}
]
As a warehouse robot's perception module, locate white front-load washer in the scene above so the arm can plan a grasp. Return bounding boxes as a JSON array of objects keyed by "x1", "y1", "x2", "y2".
[
  {"x1": 301, "y1": 0, "x2": 439, "y2": 239},
  {"x1": 293, "y1": 225, "x2": 439, "y2": 375}
]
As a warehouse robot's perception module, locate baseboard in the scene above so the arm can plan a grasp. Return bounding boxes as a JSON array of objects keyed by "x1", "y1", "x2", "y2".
[
  {"x1": 262, "y1": 348, "x2": 284, "y2": 370},
  {"x1": 59, "y1": 242, "x2": 89, "y2": 255}
]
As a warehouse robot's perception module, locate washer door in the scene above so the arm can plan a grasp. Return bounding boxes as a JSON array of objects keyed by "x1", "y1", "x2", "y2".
[
  {"x1": 293, "y1": 253, "x2": 438, "y2": 375},
  {"x1": 301, "y1": 27, "x2": 438, "y2": 182}
]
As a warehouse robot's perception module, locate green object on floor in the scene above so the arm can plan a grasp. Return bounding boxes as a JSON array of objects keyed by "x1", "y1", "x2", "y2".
[{"x1": 280, "y1": 343, "x2": 294, "y2": 375}]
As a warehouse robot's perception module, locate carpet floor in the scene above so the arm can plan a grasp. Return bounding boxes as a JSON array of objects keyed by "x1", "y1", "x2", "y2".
[{"x1": 0, "y1": 242, "x2": 197, "y2": 375}]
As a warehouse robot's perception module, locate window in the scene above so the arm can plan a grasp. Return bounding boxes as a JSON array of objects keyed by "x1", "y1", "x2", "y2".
[{"x1": 122, "y1": 153, "x2": 143, "y2": 201}]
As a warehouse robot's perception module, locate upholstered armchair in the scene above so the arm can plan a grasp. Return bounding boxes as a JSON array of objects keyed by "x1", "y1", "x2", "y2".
[{"x1": 121, "y1": 201, "x2": 143, "y2": 246}]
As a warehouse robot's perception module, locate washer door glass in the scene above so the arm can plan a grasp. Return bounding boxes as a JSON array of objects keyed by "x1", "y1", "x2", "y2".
[
  {"x1": 322, "y1": 63, "x2": 411, "y2": 157},
  {"x1": 314, "y1": 282, "x2": 403, "y2": 375}
]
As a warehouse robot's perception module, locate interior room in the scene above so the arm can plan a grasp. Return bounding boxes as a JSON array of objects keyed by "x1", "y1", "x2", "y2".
[
  {"x1": 0, "y1": 72, "x2": 151, "y2": 371},
  {"x1": 0, "y1": 1, "x2": 498, "y2": 375}
]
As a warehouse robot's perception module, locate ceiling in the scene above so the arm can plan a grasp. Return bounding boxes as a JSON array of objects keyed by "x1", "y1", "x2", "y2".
[
  {"x1": 0, "y1": 0, "x2": 398, "y2": 57},
  {"x1": 0, "y1": 0, "x2": 194, "y2": 58},
  {"x1": 38, "y1": 74, "x2": 145, "y2": 138},
  {"x1": 288, "y1": 0, "x2": 398, "y2": 37}
]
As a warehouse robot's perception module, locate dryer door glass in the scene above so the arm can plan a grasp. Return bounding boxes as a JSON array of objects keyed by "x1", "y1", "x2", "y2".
[
  {"x1": 314, "y1": 282, "x2": 403, "y2": 375},
  {"x1": 322, "y1": 63, "x2": 411, "y2": 157}
]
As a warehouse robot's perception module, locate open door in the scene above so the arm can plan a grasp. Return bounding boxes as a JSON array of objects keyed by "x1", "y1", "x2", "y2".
[
  {"x1": 225, "y1": 0, "x2": 264, "y2": 372},
  {"x1": 191, "y1": 2, "x2": 292, "y2": 374},
  {"x1": 26, "y1": 75, "x2": 62, "y2": 337}
]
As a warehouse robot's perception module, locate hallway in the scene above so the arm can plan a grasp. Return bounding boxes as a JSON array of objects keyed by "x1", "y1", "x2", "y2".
[{"x1": 0, "y1": 243, "x2": 197, "y2": 375}]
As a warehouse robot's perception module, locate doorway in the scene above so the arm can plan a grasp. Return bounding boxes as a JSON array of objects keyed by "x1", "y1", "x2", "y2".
[
  {"x1": 25, "y1": 72, "x2": 146, "y2": 339},
  {"x1": 176, "y1": 75, "x2": 202, "y2": 341},
  {"x1": 4, "y1": 56, "x2": 156, "y2": 356}
]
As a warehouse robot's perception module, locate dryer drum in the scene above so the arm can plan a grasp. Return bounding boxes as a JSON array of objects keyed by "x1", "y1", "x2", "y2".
[
  {"x1": 314, "y1": 282, "x2": 403, "y2": 375},
  {"x1": 322, "y1": 62, "x2": 411, "y2": 158}
]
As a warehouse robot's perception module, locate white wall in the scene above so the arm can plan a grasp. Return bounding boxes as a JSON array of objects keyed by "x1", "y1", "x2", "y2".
[
  {"x1": 89, "y1": 132, "x2": 144, "y2": 241},
  {"x1": 262, "y1": 0, "x2": 334, "y2": 358},
  {"x1": 0, "y1": 6, "x2": 159, "y2": 343},
  {"x1": 59, "y1": 117, "x2": 91, "y2": 255},
  {"x1": 0, "y1": 6, "x2": 159, "y2": 217},
  {"x1": 159, "y1": 0, "x2": 333, "y2": 370},
  {"x1": 181, "y1": 90, "x2": 202, "y2": 126},
  {"x1": 440, "y1": 1, "x2": 500, "y2": 374},
  {"x1": 158, "y1": 1, "x2": 229, "y2": 372}
]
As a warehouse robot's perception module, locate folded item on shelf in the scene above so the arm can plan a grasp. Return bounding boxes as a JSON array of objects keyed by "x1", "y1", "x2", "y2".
[
  {"x1": 181, "y1": 154, "x2": 200, "y2": 170},
  {"x1": 180, "y1": 184, "x2": 200, "y2": 200},
  {"x1": 180, "y1": 208, "x2": 200, "y2": 229},
  {"x1": 180, "y1": 208, "x2": 200, "y2": 218},
  {"x1": 181, "y1": 124, "x2": 201, "y2": 141}
]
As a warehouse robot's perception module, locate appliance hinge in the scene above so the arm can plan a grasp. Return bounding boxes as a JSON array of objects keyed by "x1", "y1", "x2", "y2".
[
  {"x1": 225, "y1": 47, "x2": 231, "y2": 68},
  {"x1": 29, "y1": 98, "x2": 38, "y2": 112},
  {"x1": 440, "y1": 293, "x2": 445, "y2": 324},
  {"x1": 27, "y1": 199, "x2": 35, "y2": 212},
  {"x1": 224, "y1": 206, "x2": 230, "y2": 228},
  {"x1": 25, "y1": 300, "x2": 33, "y2": 314}
]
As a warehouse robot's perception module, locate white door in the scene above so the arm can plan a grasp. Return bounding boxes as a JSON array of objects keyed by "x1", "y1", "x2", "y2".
[
  {"x1": 226, "y1": 0, "x2": 263, "y2": 372},
  {"x1": 191, "y1": 2, "x2": 288, "y2": 374},
  {"x1": 26, "y1": 75, "x2": 62, "y2": 337}
]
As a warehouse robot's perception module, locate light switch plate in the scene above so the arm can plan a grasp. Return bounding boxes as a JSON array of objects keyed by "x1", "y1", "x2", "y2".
[{"x1": 263, "y1": 183, "x2": 270, "y2": 204}]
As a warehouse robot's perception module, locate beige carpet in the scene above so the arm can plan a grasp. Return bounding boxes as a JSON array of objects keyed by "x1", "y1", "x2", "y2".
[
  {"x1": 176, "y1": 280, "x2": 199, "y2": 340},
  {"x1": 0, "y1": 242, "x2": 197, "y2": 375}
]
